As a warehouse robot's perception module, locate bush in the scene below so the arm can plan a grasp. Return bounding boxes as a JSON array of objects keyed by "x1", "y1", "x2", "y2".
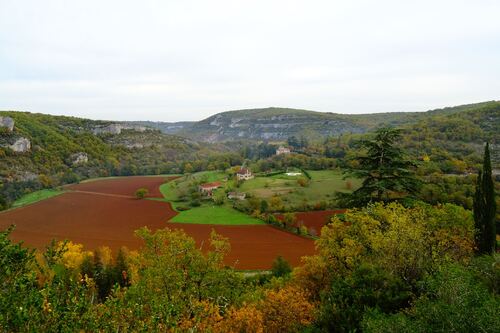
[
  {"x1": 176, "y1": 206, "x2": 191, "y2": 211},
  {"x1": 190, "y1": 200, "x2": 201, "y2": 207},
  {"x1": 271, "y1": 256, "x2": 292, "y2": 277},
  {"x1": 135, "y1": 188, "x2": 149, "y2": 199},
  {"x1": 362, "y1": 263, "x2": 500, "y2": 333}
]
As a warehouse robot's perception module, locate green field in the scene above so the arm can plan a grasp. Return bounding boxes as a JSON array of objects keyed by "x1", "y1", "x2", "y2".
[
  {"x1": 169, "y1": 205, "x2": 264, "y2": 225},
  {"x1": 158, "y1": 169, "x2": 358, "y2": 224},
  {"x1": 159, "y1": 171, "x2": 263, "y2": 225},
  {"x1": 239, "y1": 169, "x2": 361, "y2": 207},
  {"x1": 12, "y1": 189, "x2": 65, "y2": 209}
]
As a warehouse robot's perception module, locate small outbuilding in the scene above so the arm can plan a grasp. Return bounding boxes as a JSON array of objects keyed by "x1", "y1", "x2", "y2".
[
  {"x1": 199, "y1": 181, "x2": 222, "y2": 197},
  {"x1": 276, "y1": 146, "x2": 291, "y2": 155}
]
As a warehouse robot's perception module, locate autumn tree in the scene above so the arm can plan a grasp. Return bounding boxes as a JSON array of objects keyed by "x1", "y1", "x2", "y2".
[
  {"x1": 338, "y1": 127, "x2": 420, "y2": 207},
  {"x1": 474, "y1": 142, "x2": 497, "y2": 254},
  {"x1": 295, "y1": 202, "x2": 475, "y2": 299},
  {"x1": 260, "y1": 286, "x2": 314, "y2": 333}
]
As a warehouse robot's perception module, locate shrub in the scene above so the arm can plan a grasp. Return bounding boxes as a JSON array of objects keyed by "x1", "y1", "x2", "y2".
[
  {"x1": 190, "y1": 200, "x2": 201, "y2": 207},
  {"x1": 135, "y1": 188, "x2": 149, "y2": 199},
  {"x1": 271, "y1": 256, "x2": 292, "y2": 277}
]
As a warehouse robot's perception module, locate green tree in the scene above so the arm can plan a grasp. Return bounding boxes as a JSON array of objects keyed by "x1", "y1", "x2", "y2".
[
  {"x1": 260, "y1": 199, "x2": 268, "y2": 213},
  {"x1": 338, "y1": 127, "x2": 420, "y2": 207},
  {"x1": 134, "y1": 187, "x2": 149, "y2": 199},
  {"x1": 473, "y1": 142, "x2": 497, "y2": 254},
  {"x1": 271, "y1": 255, "x2": 292, "y2": 277}
]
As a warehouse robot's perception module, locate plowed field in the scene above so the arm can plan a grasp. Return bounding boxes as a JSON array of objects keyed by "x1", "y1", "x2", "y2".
[{"x1": 0, "y1": 176, "x2": 315, "y2": 269}]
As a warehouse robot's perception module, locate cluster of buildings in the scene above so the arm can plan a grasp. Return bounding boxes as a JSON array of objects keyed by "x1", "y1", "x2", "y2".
[
  {"x1": 198, "y1": 167, "x2": 254, "y2": 200},
  {"x1": 196, "y1": 146, "x2": 291, "y2": 200}
]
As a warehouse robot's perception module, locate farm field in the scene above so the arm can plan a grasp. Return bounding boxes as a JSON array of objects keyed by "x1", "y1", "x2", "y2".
[
  {"x1": 240, "y1": 169, "x2": 362, "y2": 208},
  {"x1": 166, "y1": 223, "x2": 315, "y2": 269},
  {"x1": 0, "y1": 190, "x2": 177, "y2": 251},
  {"x1": 0, "y1": 175, "x2": 313, "y2": 269},
  {"x1": 67, "y1": 175, "x2": 175, "y2": 197}
]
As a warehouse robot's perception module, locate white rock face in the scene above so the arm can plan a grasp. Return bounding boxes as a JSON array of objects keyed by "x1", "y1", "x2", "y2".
[
  {"x1": 93, "y1": 123, "x2": 147, "y2": 135},
  {"x1": 0, "y1": 116, "x2": 15, "y2": 131},
  {"x1": 93, "y1": 124, "x2": 122, "y2": 135},
  {"x1": 10, "y1": 137, "x2": 31, "y2": 152},
  {"x1": 71, "y1": 152, "x2": 88, "y2": 165}
]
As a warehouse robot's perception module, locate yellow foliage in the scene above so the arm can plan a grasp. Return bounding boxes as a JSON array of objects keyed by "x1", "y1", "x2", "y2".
[
  {"x1": 307, "y1": 202, "x2": 474, "y2": 286},
  {"x1": 95, "y1": 246, "x2": 113, "y2": 266},
  {"x1": 58, "y1": 241, "x2": 93, "y2": 270}
]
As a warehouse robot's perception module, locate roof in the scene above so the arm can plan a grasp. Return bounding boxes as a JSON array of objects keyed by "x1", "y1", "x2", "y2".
[
  {"x1": 237, "y1": 168, "x2": 250, "y2": 174},
  {"x1": 199, "y1": 181, "x2": 222, "y2": 189}
]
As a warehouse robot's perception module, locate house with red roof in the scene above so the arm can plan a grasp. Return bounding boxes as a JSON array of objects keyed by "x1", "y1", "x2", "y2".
[
  {"x1": 236, "y1": 168, "x2": 253, "y2": 181},
  {"x1": 198, "y1": 181, "x2": 222, "y2": 197}
]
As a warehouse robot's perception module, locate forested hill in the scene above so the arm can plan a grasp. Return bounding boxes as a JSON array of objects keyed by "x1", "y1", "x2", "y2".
[
  {"x1": 0, "y1": 111, "x2": 241, "y2": 208},
  {"x1": 142, "y1": 101, "x2": 499, "y2": 143}
]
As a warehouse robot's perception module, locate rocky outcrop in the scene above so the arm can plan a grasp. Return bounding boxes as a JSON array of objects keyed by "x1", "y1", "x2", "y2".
[
  {"x1": 93, "y1": 124, "x2": 123, "y2": 135},
  {"x1": 93, "y1": 123, "x2": 148, "y2": 135},
  {"x1": 9, "y1": 137, "x2": 31, "y2": 153},
  {"x1": 71, "y1": 152, "x2": 88, "y2": 165},
  {"x1": 188, "y1": 109, "x2": 367, "y2": 142},
  {"x1": 0, "y1": 116, "x2": 14, "y2": 132}
]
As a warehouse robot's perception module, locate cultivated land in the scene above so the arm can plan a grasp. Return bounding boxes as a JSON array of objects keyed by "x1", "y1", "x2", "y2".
[
  {"x1": 166, "y1": 223, "x2": 315, "y2": 269},
  {"x1": 240, "y1": 169, "x2": 361, "y2": 207},
  {"x1": 277, "y1": 209, "x2": 346, "y2": 236},
  {"x1": 67, "y1": 175, "x2": 175, "y2": 198},
  {"x1": 0, "y1": 190, "x2": 177, "y2": 251},
  {"x1": 0, "y1": 175, "x2": 315, "y2": 269}
]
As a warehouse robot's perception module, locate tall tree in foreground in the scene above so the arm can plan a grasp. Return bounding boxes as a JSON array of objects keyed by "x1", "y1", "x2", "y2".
[
  {"x1": 473, "y1": 142, "x2": 497, "y2": 254},
  {"x1": 337, "y1": 127, "x2": 420, "y2": 207}
]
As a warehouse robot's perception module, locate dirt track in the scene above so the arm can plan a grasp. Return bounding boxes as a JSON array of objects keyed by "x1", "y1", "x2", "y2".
[{"x1": 0, "y1": 176, "x2": 316, "y2": 269}]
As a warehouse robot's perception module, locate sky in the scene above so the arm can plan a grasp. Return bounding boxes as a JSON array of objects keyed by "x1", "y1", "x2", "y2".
[{"x1": 1, "y1": 0, "x2": 499, "y2": 122}]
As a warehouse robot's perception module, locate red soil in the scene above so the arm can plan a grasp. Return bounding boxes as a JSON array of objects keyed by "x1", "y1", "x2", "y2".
[
  {"x1": 277, "y1": 209, "x2": 346, "y2": 236},
  {"x1": 0, "y1": 177, "x2": 316, "y2": 270},
  {"x1": 66, "y1": 176, "x2": 174, "y2": 198},
  {"x1": 0, "y1": 191, "x2": 177, "y2": 251},
  {"x1": 166, "y1": 223, "x2": 315, "y2": 270}
]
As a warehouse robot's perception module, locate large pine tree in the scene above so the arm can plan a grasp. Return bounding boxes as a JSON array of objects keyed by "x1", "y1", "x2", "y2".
[
  {"x1": 337, "y1": 127, "x2": 420, "y2": 207},
  {"x1": 473, "y1": 142, "x2": 497, "y2": 254}
]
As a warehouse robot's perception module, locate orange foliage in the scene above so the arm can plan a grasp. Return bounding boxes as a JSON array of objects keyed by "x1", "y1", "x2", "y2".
[
  {"x1": 260, "y1": 286, "x2": 315, "y2": 333},
  {"x1": 215, "y1": 304, "x2": 264, "y2": 333}
]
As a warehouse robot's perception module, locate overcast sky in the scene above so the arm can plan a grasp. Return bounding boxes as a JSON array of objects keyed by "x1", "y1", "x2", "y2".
[{"x1": 1, "y1": 0, "x2": 499, "y2": 121}]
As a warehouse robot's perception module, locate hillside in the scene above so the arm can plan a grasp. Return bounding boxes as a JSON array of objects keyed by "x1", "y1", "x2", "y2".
[
  {"x1": 140, "y1": 101, "x2": 499, "y2": 143},
  {"x1": 0, "y1": 111, "x2": 234, "y2": 209}
]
